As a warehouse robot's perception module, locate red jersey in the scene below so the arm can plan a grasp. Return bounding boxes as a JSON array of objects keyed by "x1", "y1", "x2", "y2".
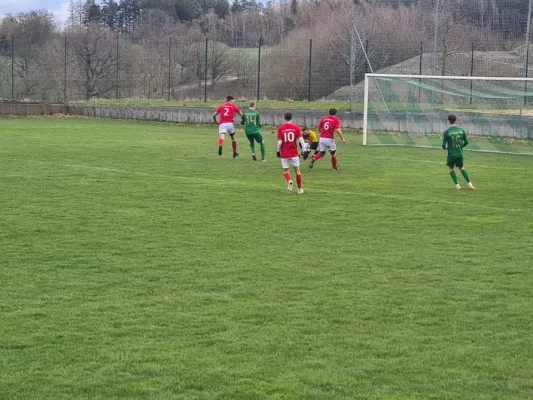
[
  {"x1": 216, "y1": 102, "x2": 241, "y2": 124},
  {"x1": 318, "y1": 115, "x2": 341, "y2": 139},
  {"x1": 277, "y1": 123, "x2": 302, "y2": 158}
]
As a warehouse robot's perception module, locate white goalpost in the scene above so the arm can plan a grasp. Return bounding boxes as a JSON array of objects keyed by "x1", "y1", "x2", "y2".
[{"x1": 362, "y1": 73, "x2": 533, "y2": 155}]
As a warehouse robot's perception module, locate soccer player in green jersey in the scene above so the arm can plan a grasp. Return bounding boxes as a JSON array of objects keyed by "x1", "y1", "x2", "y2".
[
  {"x1": 442, "y1": 114, "x2": 475, "y2": 190},
  {"x1": 241, "y1": 101, "x2": 265, "y2": 161}
]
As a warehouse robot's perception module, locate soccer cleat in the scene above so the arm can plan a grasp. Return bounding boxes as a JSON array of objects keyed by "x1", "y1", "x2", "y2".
[
  {"x1": 297, "y1": 188, "x2": 304, "y2": 194},
  {"x1": 261, "y1": 159, "x2": 266, "y2": 162},
  {"x1": 287, "y1": 180, "x2": 293, "y2": 193},
  {"x1": 252, "y1": 154, "x2": 257, "y2": 161},
  {"x1": 455, "y1": 184, "x2": 462, "y2": 190},
  {"x1": 218, "y1": 146, "x2": 222, "y2": 156},
  {"x1": 468, "y1": 182, "x2": 475, "y2": 190},
  {"x1": 333, "y1": 165, "x2": 341, "y2": 171},
  {"x1": 233, "y1": 152, "x2": 239, "y2": 159}
]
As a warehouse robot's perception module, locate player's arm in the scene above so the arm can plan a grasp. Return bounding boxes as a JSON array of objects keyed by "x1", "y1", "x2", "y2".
[
  {"x1": 442, "y1": 131, "x2": 448, "y2": 149},
  {"x1": 212, "y1": 108, "x2": 219, "y2": 123},
  {"x1": 462, "y1": 130, "x2": 469, "y2": 147},
  {"x1": 335, "y1": 128, "x2": 346, "y2": 143},
  {"x1": 257, "y1": 113, "x2": 261, "y2": 128},
  {"x1": 276, "y1": 140, "x2": 282, "y2": 157}
]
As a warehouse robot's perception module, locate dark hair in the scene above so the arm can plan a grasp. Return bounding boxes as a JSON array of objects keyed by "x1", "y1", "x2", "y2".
[
  {"x1": 284, "y1": 112, "x2": 292, "y2": 121},
  {"x1": 227, "y1": 95, "x2": 234, "y2": 101},
  {"x1": 448, "y1": 114, "x2": 457, "y2": 123},
  {"x1": 329, "y1": 108, "x2": 337, "y2": 116},
  {"x1": 302, "y1": 126, "x2": 309, "y2": 131}
]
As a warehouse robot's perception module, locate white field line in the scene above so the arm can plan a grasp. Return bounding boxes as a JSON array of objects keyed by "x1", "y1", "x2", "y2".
[{"x1": 2, "y1": 157, "x2": 532, "y2": 216}]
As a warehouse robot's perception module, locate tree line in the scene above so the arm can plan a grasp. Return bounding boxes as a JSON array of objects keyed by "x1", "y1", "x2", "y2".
[{"x1": 0, "y1": 0, "x2": 531, "y2": 102}]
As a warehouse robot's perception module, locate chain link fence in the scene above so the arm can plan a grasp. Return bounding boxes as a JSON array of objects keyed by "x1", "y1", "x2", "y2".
[{"x1": 1, "y1": 1, "x2": 532, "y2": 103}]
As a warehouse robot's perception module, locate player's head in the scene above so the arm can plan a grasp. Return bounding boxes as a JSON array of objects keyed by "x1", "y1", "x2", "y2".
[
  {"x1": 329, "y1": 108, "x2": 338, "y2": 116},
  {"x1": 448, "y1": 114, "x2": 457, "y2": 124},
  {"x1": 302, "y1": 126, "x2": 309, "y2": 137},
  {"x1": 249, "y1": 101, "x2": 256, "y2": 108},
  {"x1": 302, "y1": 125, "x2": 309, "y2": 132},
  {"x1": 226, "y1": 95, "x2": 234, "y2": 102},
  {"x1": 284, "y1": 112, "x2": 292, "y2": 121}
]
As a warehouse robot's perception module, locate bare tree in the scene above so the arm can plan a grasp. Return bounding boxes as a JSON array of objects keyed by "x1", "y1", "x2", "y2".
[{"x1": 69, "y1": 24, "x2": 118, "y2": 99}]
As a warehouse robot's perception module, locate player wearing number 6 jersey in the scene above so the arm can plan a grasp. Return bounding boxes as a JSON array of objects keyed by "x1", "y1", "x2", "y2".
[
  {"x1": 309, "y1": 108, "x2": 346, "y2": 171},
  {"x1": 213, "y1": 95, "x2": 243, "y2": 158},
  {"x1": 443, "y1": 114, "x2": 475, "y2": 190},
  {"x1": 277, "y1": 112, "x2": 308, "y2": 194}
]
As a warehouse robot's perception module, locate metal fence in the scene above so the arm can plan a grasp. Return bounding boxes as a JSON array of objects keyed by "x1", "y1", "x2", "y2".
[{"x1": 1, "y1": 0, "x2": 532, "y2": 103}]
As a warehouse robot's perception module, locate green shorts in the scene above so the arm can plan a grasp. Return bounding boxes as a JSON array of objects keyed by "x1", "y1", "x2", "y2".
[
  {"x1": 246, "y1": 132, "x2": 263, "y2": 143},
  {"x1": 446, "y1": 154, "x2": 464, "y2": 168}
]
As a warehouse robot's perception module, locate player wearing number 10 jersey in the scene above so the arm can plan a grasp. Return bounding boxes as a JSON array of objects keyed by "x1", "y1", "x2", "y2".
[
  {"x1": 309, "y1": 108, "x2": 346, "y2": 171},
  {"x1": 277, "y1": 112, "x2": 308, "y2": 194},
  {"x1": 442, "y1": 114, "x2": 475, "y2": 190},
  {"x1": 213, "y1": 95, "x2": 243, "y2": 158}
]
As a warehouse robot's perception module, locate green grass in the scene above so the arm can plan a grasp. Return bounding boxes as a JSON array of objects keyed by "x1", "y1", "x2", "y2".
[
  {"x1": 1, "y1": 117, "x2": 533, "y2": 399},
  {"x1": 72, "y1": 98, "x2": 357, "y2": 112}
]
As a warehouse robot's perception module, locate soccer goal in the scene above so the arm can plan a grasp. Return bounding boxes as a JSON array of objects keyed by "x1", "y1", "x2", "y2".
[{"x1": 362, "y1": 73, "x2": 533, "y2": 155}]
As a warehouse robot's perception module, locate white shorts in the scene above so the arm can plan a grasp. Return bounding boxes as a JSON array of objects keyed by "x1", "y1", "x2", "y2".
[
  {"x1": 218, "y1": 122, "x2": 236, "y2": 135},
  {"x1": 318, "y1": 137, "x2": 336, "y2": 153},
  {"x1": 281, "y1": 157, "x2": 300, "y2": 169}
]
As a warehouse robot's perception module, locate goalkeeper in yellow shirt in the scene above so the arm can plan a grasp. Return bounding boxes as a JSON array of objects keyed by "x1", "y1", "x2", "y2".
[{"x1": 300, "y1": 126, "x2": 319, "y2": 160}]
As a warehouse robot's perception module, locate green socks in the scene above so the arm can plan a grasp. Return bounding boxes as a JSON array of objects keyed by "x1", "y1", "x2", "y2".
[
  {"x1": 449, "y1": 170, "x2": 459, "y2": 185},
  {"x1": 460, "y1": 169, "x2": 471, "y2": 183},
  {"x1": 260, "y1": 143, "x2": 265, "y2": 160}
]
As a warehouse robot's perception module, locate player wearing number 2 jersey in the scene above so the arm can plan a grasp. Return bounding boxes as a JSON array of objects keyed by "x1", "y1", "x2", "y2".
[
  {"x1": 277, "y1": 112, "x2": 308, "y2": 194},
  {"x1": 309, "y1": 108, "x2": 346, "y2": 171},
  {"x1": 442, "y1": 114, "x2": 475, "y2": 190},
  {"x1": 213, "y1": 95, "x2": 243, "y2": 158}
]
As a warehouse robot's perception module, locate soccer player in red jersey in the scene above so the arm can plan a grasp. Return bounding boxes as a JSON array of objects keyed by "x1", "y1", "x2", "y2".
[
  {"x1": 213, "y1": 95, "x2": 243, "y2": 158},
  {"x1": 277, "y1": 112, "x2": 308, "y2": 194},
  {"x1": 309, "y1": 107, "x2": 346, "y2": 170}
]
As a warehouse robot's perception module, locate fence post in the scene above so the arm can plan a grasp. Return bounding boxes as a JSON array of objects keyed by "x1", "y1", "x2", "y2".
[
  {"x1": 419, "y1": 41, "x2": 423, "y2": 102},
  {"x1": 470, "y1": 42, "x2": 474, "y2": 104},
  {"x1": 256, "y1": 36, "x2": 262, "y2": 101},
  {"x1": 364, "y1": 40, "x2": 369, "y2": 74},
  {"x1": 168, "y1": 37, "x2": 172, "y2": 101},
  {"x1": 307, "y1": 38, "x2": 312, "y2": 102},
  {"x1": 204, "y1": 37, "x2": 208, "y2": 102},
  {"x1": 116, "y1": 34, "x2": 119, "y2": 99},
  {"x1": 64, "y1": 36, "x2": 67, "y2": 103},
  {"x1": 11, "y1": 36, "x2": 14, "y2": 101}
]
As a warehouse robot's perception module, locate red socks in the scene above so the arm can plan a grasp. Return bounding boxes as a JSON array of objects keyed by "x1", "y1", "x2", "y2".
[
  {"x1": 284, "y1": 172, "x2": 292, "y2": 182},
  {"x1": 296, "y1": 173, "x2": 302, "y2": 189},
  {"x1": 218, "y1": 138, "x2": 224, "y2": 146},
  {"x1": 313, "y1": 153, "x2": 323, "y2": 162},
  {"x1": 332, "y1": 155, "x2": 338, "y2": 170}
]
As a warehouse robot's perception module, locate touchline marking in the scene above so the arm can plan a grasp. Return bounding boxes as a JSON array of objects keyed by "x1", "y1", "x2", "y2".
[{"x1": 3, "y1": 157, "x2": 533, "y2": 215}]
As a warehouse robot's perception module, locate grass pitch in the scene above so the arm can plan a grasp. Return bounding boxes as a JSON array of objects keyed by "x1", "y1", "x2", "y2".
[{"x1": 1, "y1": 117, "x2": 533, "y2": 399}]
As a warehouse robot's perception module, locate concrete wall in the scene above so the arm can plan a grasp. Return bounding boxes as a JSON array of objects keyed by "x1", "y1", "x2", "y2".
[
  {"x1": 68, "y1": 105, "x2": 363, "y2": 129},
  {"x1": 0, "y1": 102, "x2": 69, "y2": 116},
  {"x1": 3, "y1": 102, "x2": 532, "y2": 139}
]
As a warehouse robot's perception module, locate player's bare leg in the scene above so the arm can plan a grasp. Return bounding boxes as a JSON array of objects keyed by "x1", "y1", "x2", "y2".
[
  {"x1": 230, "y1": 133, "x2": 239, "y2": 158},
  {"x1": 295, "y1": 166, "x2": 303, "y2": 194},
  {"x1": 218, "y1": 133, "x2": 225, "y2": 156},
  {"x1": 460, "y1": 167, "x2": 475, "y2": 189},
  {"x1": 283, "y1": 168, "x2": 293, "y2": 193}
]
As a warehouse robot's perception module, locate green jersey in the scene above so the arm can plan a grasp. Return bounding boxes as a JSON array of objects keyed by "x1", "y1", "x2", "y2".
[
  {"x1": 242, "y1": 109, "x2": 261, "y2": 135},
  {"x1": 442, "y1": 125, "x2": 469, "y2": 156}
]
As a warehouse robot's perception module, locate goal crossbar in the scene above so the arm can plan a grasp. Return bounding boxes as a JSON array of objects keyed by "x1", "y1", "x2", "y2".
[{"x1": 365, "y1": 73, "x2": 533, "y2": 82}]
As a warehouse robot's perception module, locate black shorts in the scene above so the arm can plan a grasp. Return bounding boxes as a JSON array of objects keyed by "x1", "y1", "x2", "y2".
[
  {"x1": 447, "y1": 154, "x2": 464, "y2": 168},
  {"x1": 309, "y1": 142, "x2": 318, "y2": 150}
]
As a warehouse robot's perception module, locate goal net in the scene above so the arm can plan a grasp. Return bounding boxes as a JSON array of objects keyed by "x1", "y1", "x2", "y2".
[{"x1": 363, "y1": 74, "x2": 533, "y2": 155}]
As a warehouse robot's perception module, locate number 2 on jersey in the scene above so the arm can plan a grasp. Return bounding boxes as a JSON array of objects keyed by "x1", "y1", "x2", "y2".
[{"x1": 223, "y1": 107, "x2": 230, "y2": 116}]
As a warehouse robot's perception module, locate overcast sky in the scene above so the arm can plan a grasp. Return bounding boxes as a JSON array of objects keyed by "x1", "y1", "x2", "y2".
[{"x1": 2, "y1": 0, "x2": 73, "y2": 25}]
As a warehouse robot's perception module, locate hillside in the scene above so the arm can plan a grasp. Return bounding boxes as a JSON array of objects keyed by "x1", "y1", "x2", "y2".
[{"x1": 326, "y1": 48, "x2": 531, "y2": 102}]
